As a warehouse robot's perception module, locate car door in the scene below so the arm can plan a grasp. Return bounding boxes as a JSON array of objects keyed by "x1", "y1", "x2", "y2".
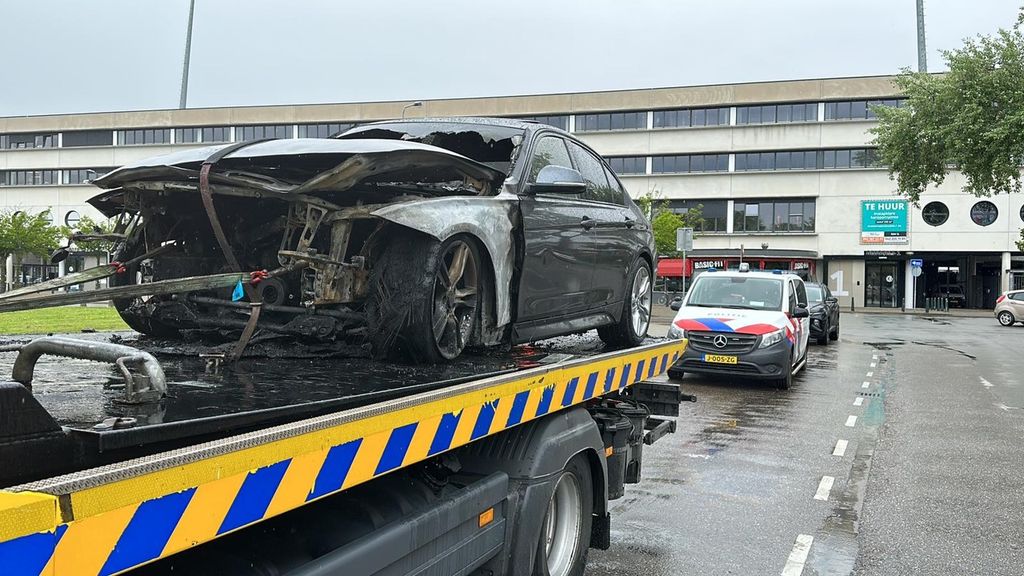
[
  {"x1": 790, "y1": 279, "x2": 810, "y2": 361},
  {"x1": 1010, "y1": 292, "x2": 1024, "y2": 317},
  {"x1": 516, "y1": 134, "x2": 596, "y2": 322},
  {"x1": 824, "y1": 285, "x2": 839, "y2": 326},
  {"x1": 566, "y1": 141, "x2": 636, "y2": 309}
]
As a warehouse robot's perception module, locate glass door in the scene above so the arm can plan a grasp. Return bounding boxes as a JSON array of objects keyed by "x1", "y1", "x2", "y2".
[{"x1": 865, "y1": 262, "x2": 899, "y2": 307}]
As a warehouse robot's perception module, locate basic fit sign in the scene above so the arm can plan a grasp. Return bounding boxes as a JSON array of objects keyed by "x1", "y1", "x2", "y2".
[{"x1": 860, "y1": 200, "x2": 908, "y2": 244}]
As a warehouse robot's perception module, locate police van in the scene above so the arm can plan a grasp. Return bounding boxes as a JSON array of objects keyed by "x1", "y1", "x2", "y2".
[{"x1": 666, "y1": 264, "x2": 810, "y2": 389}]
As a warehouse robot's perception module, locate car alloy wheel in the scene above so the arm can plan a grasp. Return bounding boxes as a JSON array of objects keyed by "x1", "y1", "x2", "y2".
[
  {"x1": 630, "y1": 265, "x2": 652, "y2": 338},
  {"x1": 431, "y1": 240, "x2": 479, "y2": 359},
  {"x1": 998, "y1": 311, "x2": 1015, "y2": 327}
]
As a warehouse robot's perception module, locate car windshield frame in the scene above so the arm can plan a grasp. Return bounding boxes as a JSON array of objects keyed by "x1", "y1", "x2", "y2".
[{"x1": 684, "y1": 275, "x2": 785, "y2": 312}]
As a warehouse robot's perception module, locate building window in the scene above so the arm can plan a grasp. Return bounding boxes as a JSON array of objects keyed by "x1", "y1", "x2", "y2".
[
  {"x1": 62, "y1": 130, "x2": 113, "y2": 147},
  {"x1": 652, "y1": 154, "x2": 729, "y2": 174},
  {"x1": 1, "y1": 170, "x2": 59, "y2": 186},
  {"x1": 117, "y1": 129, "x2": 171, "y2": 146},
  {"x1": 733, "y1": 199, "x2": 816, "y2": 233},
  {"x1": 736, "y1": 103, "x2": 818, "y2": 125},
  {"x1": 575, "y1": 111, "x2": 647, "y2": 132},
  {"x1": 821, "y1": 148, "x2": 881, "y2": 169},
  {"x1": 63, "y1": 168, "x2": 113, "y2": 185},
  {"x1": 202, "y1": 126, "x2": 231, "y2": 143},
  {"x1": 668, "y1": 200, "x2": 727, "y2": 233},
  {"x1": 606, "y1": 156, "x2": 646, "y2": 175},
  {"x1": 298, "y1": 123, "x2": 356, "y2": 138},
  {"x1": 970, "y1": 201, "x2": 998, "y2": 226},
  {"x1": 824, "y1": 99, "x2": 904, "y2": 121},
  {"x1": 235, "y1": 125, "x2": 291, "y2": 141},
  {"x1": 735, "y1": 150, "x2": 819, "y2": 171},
  {"x1": 922, "y1": 201, "x2": 949, "y2": 226},
  {"x1": 519, "y1": 115, "x2": 569, "y2": 130},
  {"x1": 1, "y1": 132, "x2": 57, "y2": 149},
  {"x1": 64, "y1": 210, "x2": 81, "y2": 227},
  {"x1": 653, "y1": 107, "x2": 730, "y2": 129}
]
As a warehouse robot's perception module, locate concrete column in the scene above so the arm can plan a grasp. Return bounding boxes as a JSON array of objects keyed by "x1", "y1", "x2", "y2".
[
  {"x1": 729, "y1": 107, "x2": 737, "y2": 126},
  {"x1": 726, "y1": 200, "x2": 735, "y2": 233},
  {"x1": 1002, "y1": 251, "x2": 1012, "y2": 293}
]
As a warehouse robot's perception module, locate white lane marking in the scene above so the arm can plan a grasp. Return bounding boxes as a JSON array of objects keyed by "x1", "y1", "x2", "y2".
[
  {"x1": 833, "y1": 439, "x2": 848, "y2": 456},
  {"x1": 862, "y1": 381, "x2": 871, "y2": 388},
  {"x1": 870, "y1": 362, "x2": 877, "y2": 368},
  {"x1": 781, "y1": 534, "x2": 815, "y2": 576},
  {"x1": 980, "y1": 377, "x2": 994, "y2": 388},
  {"x1": 872, "y1": 354, "x2": 879, "y2": 360},
  {"x1": 845, "y1": 415, "x2": 857, "y2": 427},
  {"x1": 813, "y1": 476, "x2": 835, "y2": 501},
  {"x1": 853, "y1": 397, "x2": 864, "y2": 406},
  {"x1": 866, "y1": 371, "x2": 873, "y2": 378}
]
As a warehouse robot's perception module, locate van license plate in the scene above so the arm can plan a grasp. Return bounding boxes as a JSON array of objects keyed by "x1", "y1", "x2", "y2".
[{"x1": 703, "y1": 354, "x2": 738, "y2": 364}]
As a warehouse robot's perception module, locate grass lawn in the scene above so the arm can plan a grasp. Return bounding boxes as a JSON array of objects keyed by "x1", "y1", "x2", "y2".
[{"x1": 0, "y1": 306, "x2": 129, "y2": 335}]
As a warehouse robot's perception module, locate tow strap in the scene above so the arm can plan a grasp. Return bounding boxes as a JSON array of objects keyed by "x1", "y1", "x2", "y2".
[{"x1": 197, "y1": 139, "x2": 273, "y2": 360}]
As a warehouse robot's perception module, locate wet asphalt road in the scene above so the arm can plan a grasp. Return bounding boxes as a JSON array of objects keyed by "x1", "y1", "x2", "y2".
[{"x1": 587, "y1": 311, "x2": 1024, "y2": 576}]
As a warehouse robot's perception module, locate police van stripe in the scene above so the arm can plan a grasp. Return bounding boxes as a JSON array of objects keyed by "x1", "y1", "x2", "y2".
[{"x1": 0, "y1": 341, "x2": 685, "y2": 576}]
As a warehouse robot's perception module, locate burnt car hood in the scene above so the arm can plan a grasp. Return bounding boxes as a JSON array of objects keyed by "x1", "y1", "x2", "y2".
[{"x1": 90, "y1": 138, "x2": 507, "y2": 196}]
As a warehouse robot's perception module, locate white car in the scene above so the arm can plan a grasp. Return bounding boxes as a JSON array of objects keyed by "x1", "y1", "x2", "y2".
[{"x1": 666, "y1": 266, "x2": 810, "y2": 388}]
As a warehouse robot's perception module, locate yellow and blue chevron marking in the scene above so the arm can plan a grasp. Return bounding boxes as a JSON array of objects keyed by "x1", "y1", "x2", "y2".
[{"x1": 0, "y1": 341, "x2": 683, "y2": 576}]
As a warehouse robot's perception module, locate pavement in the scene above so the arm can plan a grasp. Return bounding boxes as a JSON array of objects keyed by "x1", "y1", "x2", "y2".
[{"x1": 586, "y1": 311, "x2": 1024, "y2": 575}]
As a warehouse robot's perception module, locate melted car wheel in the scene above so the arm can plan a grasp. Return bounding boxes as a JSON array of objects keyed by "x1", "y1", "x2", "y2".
[
  {"x1": 368, "y1": 233, "x2": 482, "y2": 362},
  {"x1": 108, "y1": 234, "x2": 180, "y2": 338},
  {"x1": 598, "y1": 259, "x2": 652, "y2": 347}
]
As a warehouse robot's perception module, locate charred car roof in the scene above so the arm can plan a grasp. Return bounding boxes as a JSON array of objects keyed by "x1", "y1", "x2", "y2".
[{"x1": 91, "y1": 138, "x2": 507, "y2": 193}]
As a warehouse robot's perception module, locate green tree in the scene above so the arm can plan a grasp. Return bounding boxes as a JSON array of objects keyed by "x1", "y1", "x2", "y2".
[
  {"x1": 0, "y1": 210, "x2": 65, "y2": 290},
  {"x1": 870, "y1": 9, "x2": 1024, "y2": 250},
  {"x1": 635, "y1": 190, "x2": 704, "y2": 256}
]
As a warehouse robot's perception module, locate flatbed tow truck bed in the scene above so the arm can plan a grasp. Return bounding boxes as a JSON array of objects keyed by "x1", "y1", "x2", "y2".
[{"x1": 0, "y1": 332, "x2": 685, "y2": 576}]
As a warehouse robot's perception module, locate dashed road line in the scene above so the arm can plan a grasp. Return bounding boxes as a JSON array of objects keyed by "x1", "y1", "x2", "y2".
[
  {"x1": 853, "y1": 397, "x2": 864, "y2": 406},
  {"x1": 872, "y1": 354, "x2": 878, "y2": 360},
  {"x1": 866, "y1": 371, "x2": 873, "y2": 378},
  {"x1": 845, "y1": 415, "x2": 857, "y2": 427},
  {"x1": 980, "y1": 377, "x2": 994, "y2": 388},
  {"x1": 862, "y1": 381, "x2": 870, "y2": 389},
  {"x1": 813, "y1": 475, "x2": 835, "y2": 500},
  {"x1": 869, "y1": 362, "x2": 877, "y2": 368},
  {"x1": 832, "y1": 439, "x2": 848, "y2": 456},
  {"x1": 781, "y1": 534, "x2": 814, "y2": 576}
]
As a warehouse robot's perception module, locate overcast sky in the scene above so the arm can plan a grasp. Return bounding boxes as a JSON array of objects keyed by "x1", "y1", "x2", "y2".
[{"x1": 1, "y1": 0, "x2": 1020, "y2": 116}]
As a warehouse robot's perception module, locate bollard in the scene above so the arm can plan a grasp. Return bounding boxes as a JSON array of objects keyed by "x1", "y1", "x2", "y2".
[{"x1": 850, "y1": 296, "x2": 855, "y2": 312}]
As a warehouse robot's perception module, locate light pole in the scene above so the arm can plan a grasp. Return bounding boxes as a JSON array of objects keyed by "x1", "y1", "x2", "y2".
[
  {"x1": 179, "y1": 0, "x2": 197, "y2": 109},
  {"x1": 916, "y1": 0, "x2": 928, "y2": 72},
  {"x1": 401, "y1": 101, "x2": 423, "y2": 119}
]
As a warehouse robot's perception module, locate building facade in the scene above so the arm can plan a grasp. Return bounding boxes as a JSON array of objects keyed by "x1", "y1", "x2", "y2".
[{"x1": 1, "y1": 75, "x2": 1022, "y2": 307}]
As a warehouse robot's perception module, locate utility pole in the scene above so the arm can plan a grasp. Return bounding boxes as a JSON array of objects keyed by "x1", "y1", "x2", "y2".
[
  {"x1": 916, "y1": 0, "x2": 928, "y2": 72},
  {"x1": 179, "y1": 0, "x2": 197, "y2": 109}
]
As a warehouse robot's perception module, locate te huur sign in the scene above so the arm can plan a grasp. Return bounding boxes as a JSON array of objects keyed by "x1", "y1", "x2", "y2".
[{"x1": 861, "y1": 200, "x2": 908, "y2": 245}]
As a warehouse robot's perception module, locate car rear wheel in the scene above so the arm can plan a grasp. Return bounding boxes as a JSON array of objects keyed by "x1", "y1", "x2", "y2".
[
  {"x1": 367, "y1": 233, "x2": 482, "y2": 362},
  {"x1": 598, "y1": 259, "x2": 652, "y2": 347},
  {"x1": 998, "y1": 311, "x2": 1015, "y2": 327},
  {"x1": 109, "y1": 233, "x2": 180, "y2": 338}
]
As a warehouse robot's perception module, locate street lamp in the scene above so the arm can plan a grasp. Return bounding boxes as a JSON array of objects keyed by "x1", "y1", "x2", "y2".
[{"x1": 401, "y1": 101, "x2": 423, "y2": 119}]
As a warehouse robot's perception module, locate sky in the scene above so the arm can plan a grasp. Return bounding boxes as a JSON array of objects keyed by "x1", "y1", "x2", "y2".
[{"x1": 0, "y1": 0, "x2": 1021, "y2": 116}]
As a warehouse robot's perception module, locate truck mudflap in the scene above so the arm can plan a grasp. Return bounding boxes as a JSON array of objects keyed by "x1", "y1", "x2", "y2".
[{"x1": 0, "y1": 340, "x2": 684, "y2": 576}]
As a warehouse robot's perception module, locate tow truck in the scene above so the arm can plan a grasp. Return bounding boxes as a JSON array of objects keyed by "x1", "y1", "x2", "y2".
[{"x1": 0, "y1": 277, "x2": 689, "y2": 576}]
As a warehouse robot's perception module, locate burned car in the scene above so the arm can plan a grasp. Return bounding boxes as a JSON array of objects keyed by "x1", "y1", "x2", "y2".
[{"x1": 89, "y1": 118, "x2": 655, "y2": 361}]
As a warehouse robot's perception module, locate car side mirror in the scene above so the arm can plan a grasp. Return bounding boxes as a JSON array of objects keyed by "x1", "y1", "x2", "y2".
[
  {"x1": 792, "y1": 305, "x2": 810, "y2": 318},
  {"x1": 529, "y1": 165, "x2": 586, "y2": 195},
  {"x1": 826, "y1": 296, "x2": 838, "y2": 304},
  {"x1": 670, "y1": 299, "x2": 682, "y2": 311}
]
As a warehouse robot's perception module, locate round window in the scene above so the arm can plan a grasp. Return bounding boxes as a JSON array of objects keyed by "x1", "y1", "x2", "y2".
[
  {"x1": 64, "y1": 210, "x2": 81, "y2": 227},
  {"x1": 921, "y1": 201, "x2": 949, "y2": 226},
  {"x1": 1019, "y1": 204, "x2": 1024, "y2": 223},
  {"x1": 970, "y1": 201, "x2": 998, "y2": 226}
]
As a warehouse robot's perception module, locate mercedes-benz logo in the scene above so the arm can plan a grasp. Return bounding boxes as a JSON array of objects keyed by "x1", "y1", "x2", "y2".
[{"x1": 713, "y1": 335, "x2": 728, "y2": 348}]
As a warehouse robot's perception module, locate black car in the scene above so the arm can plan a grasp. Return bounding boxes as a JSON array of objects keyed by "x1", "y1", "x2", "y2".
[
  {"x1": 805, "y1": 282, "x2": 839, "y2": 344},
  {"x1": 89, "y1": 118, "x2": 655, "y2": 361}
]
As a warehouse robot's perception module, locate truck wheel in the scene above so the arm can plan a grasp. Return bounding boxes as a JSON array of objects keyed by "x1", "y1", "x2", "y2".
[
  {"x1": 367, "y1": 233, "x2": 482, "y2": 362},
  {"x1": 533, "y1": 454, "x2": 593, "y2": 576},
  {"x1": 599, "y1": 259, "x2": 652, "y2": 347}
]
